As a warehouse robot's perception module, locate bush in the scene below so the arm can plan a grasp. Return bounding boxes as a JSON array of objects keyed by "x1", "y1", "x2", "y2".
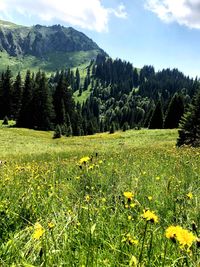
[
  {"x1": 53, "y1": 124, "x2": 62, "y2": 139},
  {"x1": 109, "y1": 122, "x2": 116, "y2": 134},
  {"x1": 2, "y1": 116, "x2": 9, "y2": 125}
]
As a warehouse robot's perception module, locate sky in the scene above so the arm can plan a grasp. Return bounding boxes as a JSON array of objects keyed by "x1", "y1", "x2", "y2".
[{"x1": 0, "y1": 0, "x2": 200, "y2": 78}]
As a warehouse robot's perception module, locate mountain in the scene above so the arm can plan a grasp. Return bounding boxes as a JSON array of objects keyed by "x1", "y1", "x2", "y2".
[{"x1": 0, "y1": 20, "x2": 107, "y2": 74}]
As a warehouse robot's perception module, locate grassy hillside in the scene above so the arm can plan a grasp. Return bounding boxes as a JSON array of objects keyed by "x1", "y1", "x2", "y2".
[
  {"x1": 0, "y1": 50, "x2": 98, "y2": 76},
  {"x1": 0, "y1": 127, "x2": 199, "y2": 266}
]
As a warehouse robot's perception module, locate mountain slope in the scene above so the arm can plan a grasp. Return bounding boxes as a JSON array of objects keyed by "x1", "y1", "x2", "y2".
[{"x1": 0, "y1": 20, "x2": 106, "y2": 74}]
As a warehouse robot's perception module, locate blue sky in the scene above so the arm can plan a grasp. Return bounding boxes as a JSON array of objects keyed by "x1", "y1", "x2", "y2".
[{"x1": 0, "y1": 0, "x2": 200, "y2": 78}]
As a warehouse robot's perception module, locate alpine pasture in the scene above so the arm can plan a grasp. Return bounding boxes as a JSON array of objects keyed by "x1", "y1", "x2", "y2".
[{"x1": 0, "y1": 126, "x2": 199, "y2": 266}]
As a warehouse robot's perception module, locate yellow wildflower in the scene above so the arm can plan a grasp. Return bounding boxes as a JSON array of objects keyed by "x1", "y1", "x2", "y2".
[
  {"x1": 123, "y1": 192, "x2": 134, "y2": 200},
  {"x1": 142, "y1": 209, "x2": 158, "y2": 223},
  {"x1": 186, "y1": 192, "x2": 193, "y2": 199},
  {"x1": 130, "y1": 203, "x2": 136, "y2": 208},
  {"x1": 177, "y1": 228, "x2": 196, "y2": 249},
  {"x1": 148, "y1": 196, "x2": 153, "y2": 201},
  {"x1": 33, "y1": 222, "x2": 45, "y2": 240},
  {"x1": 128, "y1": 215, "x2": 132, "y2": 221},
  {"x1": 165, "y1": 225, "x2": 196, "y2": 249},
  {"x1": 79, "y1": 156, "x2": 90, "y2": 165},
  {"x1": 165, "y1": 225, "x2": 182, "y2": 240}
]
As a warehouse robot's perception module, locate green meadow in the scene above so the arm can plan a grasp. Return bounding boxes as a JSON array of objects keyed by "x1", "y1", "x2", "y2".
[{"x1": 0, "y1": 126, "x2": 199, "y2": 266}]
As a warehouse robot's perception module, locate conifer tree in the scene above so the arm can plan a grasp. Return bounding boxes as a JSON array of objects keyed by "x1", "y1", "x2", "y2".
[
  {"x1": 75, "y1": 68, "x2": 80, "y2": 91},
  {"x1": 1, "y1": 67, "x2": 13, "y2": 118},
  {"x1": 149, "y1": 100, "x2": 164, "y2": 129},
  {"x1": 12, "y1": 72, "x2": 23, "y2": 120},
  {"x1": 34, "y1": 72, "x2": 54, "y2": 130},
  {"x1": 164, "y1": 93, "x2": 184, "y2": 129},
  {"x1": 177, "y1": 89, "x2": 200, "y2": 147},
  {"x1": 53, "y1": 71, "x2": 68, "y2": 125},
  {"x1": 17, "y1": 70, "x2": 34, "y2": 128}
]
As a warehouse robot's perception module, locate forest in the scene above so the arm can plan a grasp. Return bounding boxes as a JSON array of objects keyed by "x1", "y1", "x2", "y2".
[{"x1": 0, "y1": 54, "x2": 199, "y2": 143}]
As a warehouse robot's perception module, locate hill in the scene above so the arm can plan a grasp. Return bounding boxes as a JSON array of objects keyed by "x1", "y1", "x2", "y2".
[{"x1": 0, "y1": 20, "x2": 107, "y2": 74}]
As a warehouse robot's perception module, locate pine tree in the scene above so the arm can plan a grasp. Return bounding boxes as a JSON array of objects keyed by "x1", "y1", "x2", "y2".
[
  {"x1": 1, "y1": 67, "x2": 13, "y2": 118},
  {"x1": 133, "y1": 68, "x2": 139, "y2": 87},
  {"x1": 75, "y1": 68, "x2": 80, "y2": 91},
  {"x1": 177, "y1": 89, "x2": 200, "y2": 147},
  {"x1": 53, "y1": 71, "x2": 68, "y2": 125},
  {"x1": 17, "y1": 70, "x2": 34, "y2": 128},
  {"x1": 149, "y1": 100, "x2": 164, "y2": 129},
  {"x1": 36, "y1": 72, "x2": 54, "y2": 130},
  {"x1": 87, "y1": 121, "x2": 94, "y2": 135},
  {"x1": 65, "y1": 113, "x2": 73, "y2": 136},
  {"x1": 12, "y1": 72, "x2": 23, "y2": 120},
  {"x1": 164, "y1": 93, "x2": 184, "y2": 129}
]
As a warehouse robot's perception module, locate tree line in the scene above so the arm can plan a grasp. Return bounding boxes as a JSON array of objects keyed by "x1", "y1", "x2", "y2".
[{"x1": 0, "y1": 55, "x2": 200, "y2": 145}]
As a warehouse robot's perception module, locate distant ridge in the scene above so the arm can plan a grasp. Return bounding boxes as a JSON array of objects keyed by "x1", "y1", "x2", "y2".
[{"x1": 0, "y1": 20, "x2": 107, "y2": 73}]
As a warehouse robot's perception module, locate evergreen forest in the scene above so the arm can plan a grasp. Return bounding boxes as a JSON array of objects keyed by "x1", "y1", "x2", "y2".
[{"x1": 0, "y1": 55, "x2": 199, "y2": 140}]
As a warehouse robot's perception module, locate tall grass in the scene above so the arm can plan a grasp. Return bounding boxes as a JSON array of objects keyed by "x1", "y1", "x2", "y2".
[{"x1": 0, "y1": 128, "x2": 199, "y2": 266}]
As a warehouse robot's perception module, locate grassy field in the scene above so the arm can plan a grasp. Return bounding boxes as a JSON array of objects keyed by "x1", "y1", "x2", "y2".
[
  {"x1": 0, "y1": 50, "x2": 97, "y2": 76},
  {"x1": 0, "y1": 126, "x2": 199, "y2": 266}
]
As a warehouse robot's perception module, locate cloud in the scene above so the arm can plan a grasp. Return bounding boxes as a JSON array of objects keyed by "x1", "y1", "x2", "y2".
[
  {"x1": 0, "y1": 0, "x2": 127, "y2": 32},
  {"x1": 145, "y1": 0, "x2": 200, "y2": 29}
]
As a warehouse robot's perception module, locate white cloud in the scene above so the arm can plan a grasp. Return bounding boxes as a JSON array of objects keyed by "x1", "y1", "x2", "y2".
[
  {"x1": 0, "y1": 0, "x2": 127, "y2": 32},
  {"x1": 145, "y1": 0, "x2": 200, "y2": 29}
]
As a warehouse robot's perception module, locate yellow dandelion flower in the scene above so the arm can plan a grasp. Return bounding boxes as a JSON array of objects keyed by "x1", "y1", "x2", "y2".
[
  {"x1": 142, "y1": 209, "x2": 158, "y2": 223},
  {"x1": 165, "y1": 225, "x2": 182, "y2": 240},
  {"x1": 79, "y1": 156, "x2": 90, "y2": 165},
  {"x1": 186, "y1": 192, "x2": 193, "y2": 199},
  {"x1": 148, "y1": 196, "x2": 153, "y2": 201},
  {"x1": 33, "y1": 222, "x2": 45, "y2": 240},
  {"x1": 123, "y1": 192, "x2": 134, "y2": 200},
  {"x1": 165, "y1": 225, "x2": 196, "y2": 249},
  {"x1": 130, "y1": 203, "x2": 136, "y2": 208},
  {"x1": 177, "y1": 228, "x2": 196, "y2": 249},
  {"x1": 128, "y1": 215, "x2": 132, "y2": 220}
]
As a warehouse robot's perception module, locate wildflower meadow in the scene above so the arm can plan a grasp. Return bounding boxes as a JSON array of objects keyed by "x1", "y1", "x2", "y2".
[{"x1": 0, "y1": 127, "x2": 199, "y2": 266}]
